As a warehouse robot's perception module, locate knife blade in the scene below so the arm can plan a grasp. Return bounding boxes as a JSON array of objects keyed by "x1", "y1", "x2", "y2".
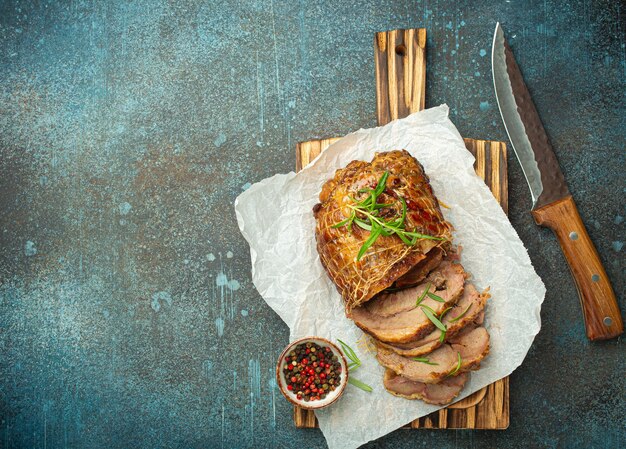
[{"x1": 492, "y1": 22, "x2": 623, "y2": 341}]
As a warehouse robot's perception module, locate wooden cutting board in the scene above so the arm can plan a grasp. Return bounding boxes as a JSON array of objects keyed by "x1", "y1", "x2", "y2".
[{"x1": 293, "y1": 29, "x2": 509, "y2": 430}]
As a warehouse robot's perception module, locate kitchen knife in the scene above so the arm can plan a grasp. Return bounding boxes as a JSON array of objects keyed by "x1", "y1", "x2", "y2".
[{"x1": 491, "y1": 23, "x2": 623, "y2": 341}]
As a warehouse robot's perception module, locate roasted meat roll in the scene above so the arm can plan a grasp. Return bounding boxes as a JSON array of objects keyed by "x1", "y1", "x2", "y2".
[{"x1": 313, "y1": 150, "x2": 453, "y2": 308}]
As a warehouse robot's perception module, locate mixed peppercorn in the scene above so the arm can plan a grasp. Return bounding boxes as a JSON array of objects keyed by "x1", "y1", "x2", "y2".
[{"x1": 282, "y1": 341, "x2": 342, "y2": 402}]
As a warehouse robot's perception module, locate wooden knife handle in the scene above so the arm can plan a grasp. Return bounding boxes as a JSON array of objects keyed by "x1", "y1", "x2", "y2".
[{"x1": 532, "y1": 195, "x2": 623, "y2": 341}]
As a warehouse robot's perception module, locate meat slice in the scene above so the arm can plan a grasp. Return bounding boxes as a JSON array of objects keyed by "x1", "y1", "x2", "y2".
[
  {"x1": 314, "y1": 150, "x2": 453, "y2": 308},
  {"x1": 349, "y1": 261, "x2": 466, "y2": 343},
  {"x1": 392, "y1": 248, "x2": 444, "y2": 288},
  {"x1": 376, "y1": 326, "x2": 490, "y2": 383},
  {"x1": 365, "y1": 261, "x2": 465, "y2": 316},
  {"x1": 375, "y1": 284, "x2": 488, "y2": 356},
  {"x1": 377, "y1": 344, "x2": 458, "y2": 383},
  {"x1": 383, "y1": 369, "x2": 469, "y2": 405},
  {"x1": 377, "y1": 328, "x2": 441, "y2": 358},
  {"x1": 449, "y1": 327, "x2": 491, "y2": 371}
]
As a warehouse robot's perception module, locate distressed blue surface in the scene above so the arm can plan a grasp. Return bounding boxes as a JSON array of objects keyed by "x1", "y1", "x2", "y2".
[{"x1": 0, "y1": 1, "x2": 624, "y2": 448}]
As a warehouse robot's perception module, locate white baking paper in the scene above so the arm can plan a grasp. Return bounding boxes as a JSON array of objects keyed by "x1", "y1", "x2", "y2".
[{"x1": 235, "y1": 105, "x2": 545, "y2": 449}]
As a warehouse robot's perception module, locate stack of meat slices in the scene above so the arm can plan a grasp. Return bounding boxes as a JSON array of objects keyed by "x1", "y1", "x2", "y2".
[
  {"x1": 354, "y1": 253, "x2": 491, "y2": 405},
  {"x1": 314, "y1": 150, "x2": 491, "y2": 405}
]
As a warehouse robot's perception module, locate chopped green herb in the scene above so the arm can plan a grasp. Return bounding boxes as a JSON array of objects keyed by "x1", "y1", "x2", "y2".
[
  {"x1": 427, "y1": 291, "x2": 445, "y2": 303},
  {"x1": 439, "y1": 306, "x2": 453, "y2": 320},
  {"x1": 438, "y1": 330, "x2": 447, "y2": 343},
  {"x1": 419, "y1": 304, "x2": 437, "y2": 316},
  {"x1": 412, "y1": 357, "x2": 438, "y2": 365},
  {"x1": 449, "y1": 304, "x2": 473, "y2": 323},
  {"x1": 356, "y1": 225, "x2": 382, "y2": 261},
  {"x1": 420, "y1": 306, "x2": 447, "y2": 332},
  {"x1": 416, "y1": 283, "x2": 431, "y2": 307},
  {"x1": 337, "y1": 339, "x2": 373, "y2": 393},
  {"x1": 331, "y1": 211, "x2": 355, "y2": 229},
  {"x1": 448, "y1": 352, "x2": 462, "y2": 376},
  {"x1": 348, "y1": 377, "x2": 373, "y2": 392},
  {"x1": 353, "y1": 218, "x2": 372, "y2": 231},
  {"x1": 421, "y1": 304, "x2": 448, "y2": 345},
  {"x1": 337, "y1": 339, "x2": 360, "y2": 370}
]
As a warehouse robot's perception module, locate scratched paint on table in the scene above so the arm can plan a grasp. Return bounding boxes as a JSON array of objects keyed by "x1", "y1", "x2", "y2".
[{"x1": 0, "y1": 1, "x2": 624, "y2": 448}]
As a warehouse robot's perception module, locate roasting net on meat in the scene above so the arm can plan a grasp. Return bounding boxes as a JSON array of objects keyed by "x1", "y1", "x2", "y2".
[{"x1": 314, "y1": 150, "x2": 453, "y2": 309}]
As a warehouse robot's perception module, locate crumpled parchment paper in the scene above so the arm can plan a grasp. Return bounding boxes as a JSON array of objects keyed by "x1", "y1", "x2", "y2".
[{"x1": 235, "y1": 105, "x2": 545, "y2": 449}]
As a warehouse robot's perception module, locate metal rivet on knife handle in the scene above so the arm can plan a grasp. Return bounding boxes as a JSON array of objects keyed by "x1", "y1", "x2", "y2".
[
  {"x1": 591, "y1": 274, "x2": 600, "y2": 282},
  {"x1": 569, "y1": 232, "x2": 578, "y2": 240},
  {"x1": 604, "y1": 317, "x2": 613, "y2": 326}
]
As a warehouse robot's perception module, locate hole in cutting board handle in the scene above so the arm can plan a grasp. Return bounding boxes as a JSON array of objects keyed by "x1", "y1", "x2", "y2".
[{"x1": 395, "y1": 44, "x2": 406, "y2": 56}]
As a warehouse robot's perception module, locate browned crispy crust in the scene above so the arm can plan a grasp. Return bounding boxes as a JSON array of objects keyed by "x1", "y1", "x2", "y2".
[{"x1": 314, "y1": 150, "x2": 453, "y2": 309}]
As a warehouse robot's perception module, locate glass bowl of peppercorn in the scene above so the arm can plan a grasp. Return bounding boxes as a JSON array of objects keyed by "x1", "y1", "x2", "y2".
[{"x1": 276, "y1": 337, "x2": 349, "y2": 409}]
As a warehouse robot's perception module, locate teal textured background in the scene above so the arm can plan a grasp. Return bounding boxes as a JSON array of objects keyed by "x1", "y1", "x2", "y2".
[{"x1": 0, "y1": 1, "x2": 624, "y2": 448}]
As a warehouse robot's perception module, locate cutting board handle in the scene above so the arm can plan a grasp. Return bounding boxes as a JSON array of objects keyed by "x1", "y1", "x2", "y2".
[{"x1": 532, "y1": 195, "x2": 623, "y2": 341}]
